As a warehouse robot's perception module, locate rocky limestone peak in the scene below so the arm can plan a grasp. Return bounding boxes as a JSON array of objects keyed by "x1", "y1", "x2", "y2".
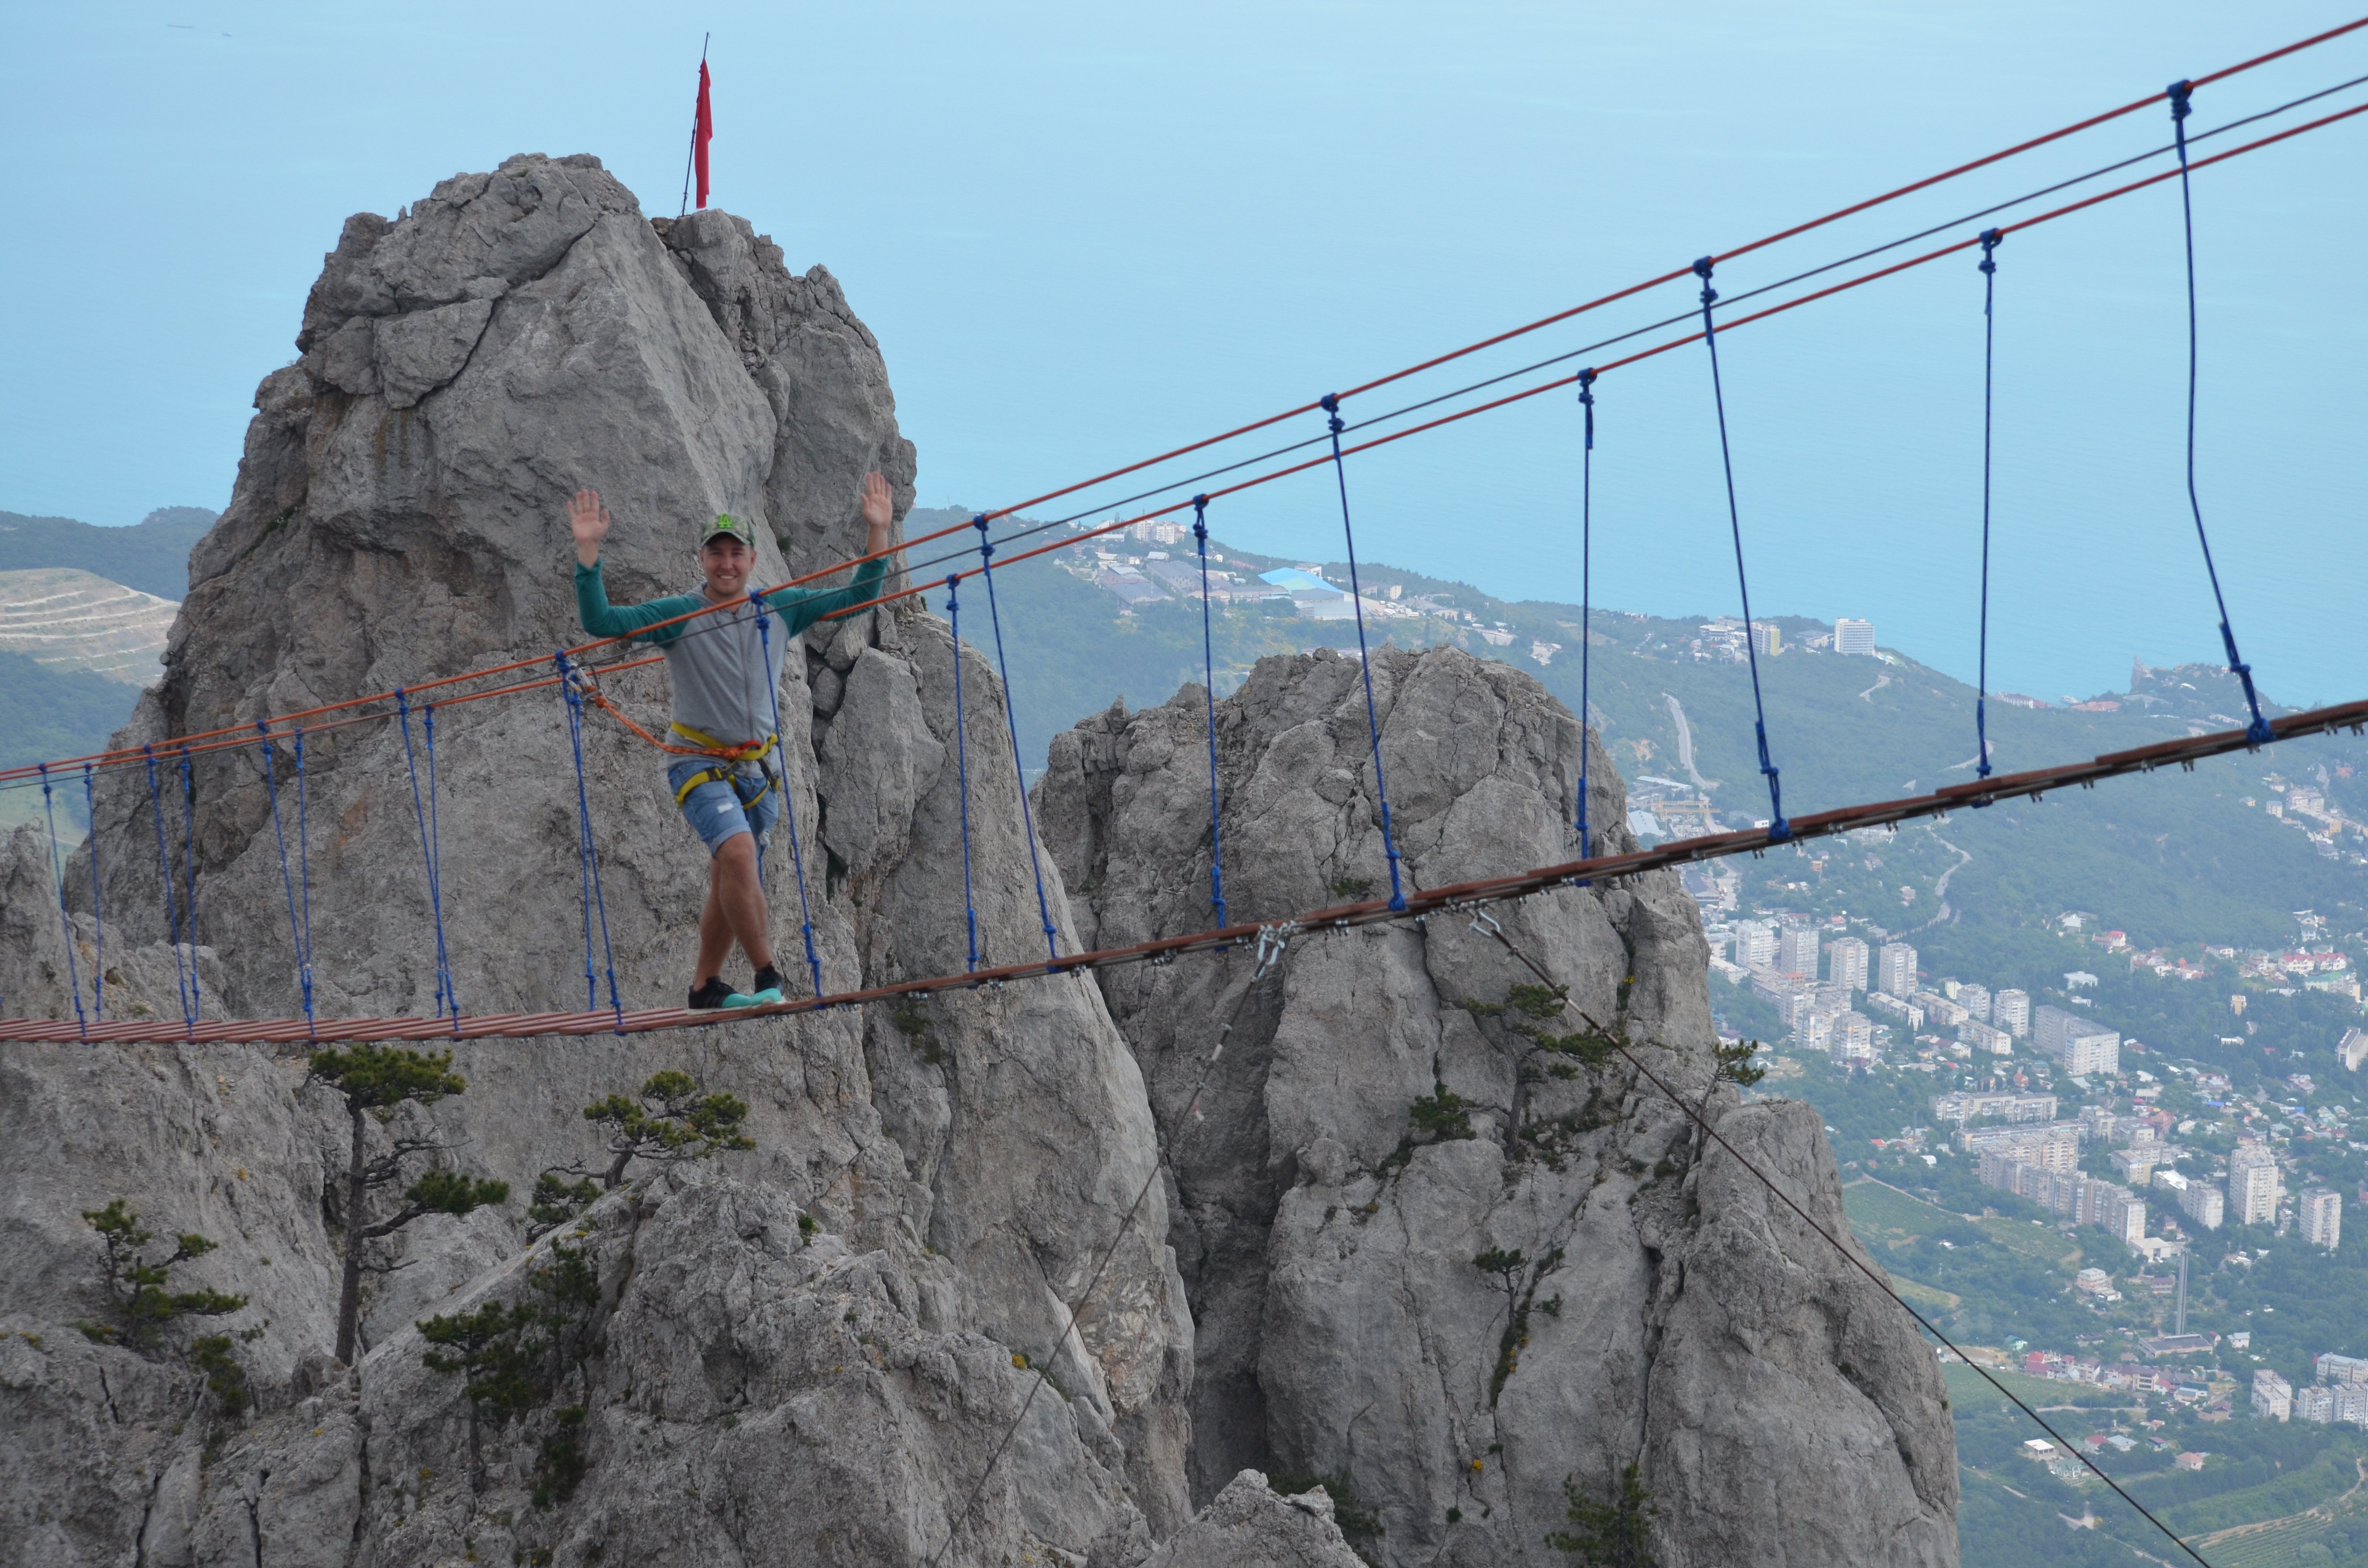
[
  {"x1": 1036, "y1": 644, "x2": 1958, "y2": 1565},
  {"x1": 2, "y1": 153, "x2": 1187, "y2": 1566}
]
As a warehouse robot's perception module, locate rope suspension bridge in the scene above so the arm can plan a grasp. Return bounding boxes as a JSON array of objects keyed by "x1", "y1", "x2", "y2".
[
  {"x1": 8, "y1": 30, "x2": 2366, "y2": 1564},
  {"x1": 4, "y1": 21, "x2": 2364, "y2": 1056}
]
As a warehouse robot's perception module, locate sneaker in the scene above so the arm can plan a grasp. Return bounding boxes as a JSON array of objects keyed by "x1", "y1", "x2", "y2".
[
  {"x1": 687, "y1": 976, "x2": 734, "y2": 1010},
  {"x1": 728, "y1": 964, "x2": 787, "y2": 1008}
]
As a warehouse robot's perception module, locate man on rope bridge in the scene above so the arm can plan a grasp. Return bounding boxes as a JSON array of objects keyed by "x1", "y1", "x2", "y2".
[{"x1": 568, "y1": 476, "x2": 893, "y2": 1011}]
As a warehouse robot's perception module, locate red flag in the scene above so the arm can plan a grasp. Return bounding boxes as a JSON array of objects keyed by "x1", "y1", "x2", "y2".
[{"x1": 693, "y1": 60, "x2": 714, "y2": 209}]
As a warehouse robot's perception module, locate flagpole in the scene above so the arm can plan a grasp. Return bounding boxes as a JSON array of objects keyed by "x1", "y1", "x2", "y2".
[{"x1": 678, "y1": 33, "x2": 709, "y2": 220}]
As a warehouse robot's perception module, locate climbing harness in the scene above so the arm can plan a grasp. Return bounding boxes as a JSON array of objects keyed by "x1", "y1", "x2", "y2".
[
  {"x1": 972, "y1": 515, "x2": 1063, "y2": 962},
  {"x1": 555, "y1": 656, "x2": 625, "y2": 1028},
  {"x1": 2167, "y1": 79, "x2": 2274, "y2": 747},
  {"x1": 945, "y1": 576, "x2": 982, "y2": 972},
  {"x1": 666, "y1": 721, "x2": 778, "y2": 808},
  {"x1": 256, "y1": 723, "x2": 318, "y2": 1033},
  {"x1": 1190, "y1": 495, "x2": 1229, "y2": 929},
  {"x1": 1318, "y1": 394, "x2": 1407, "y2": 911},
  {"x1": 395, "y1": 691, "x2": 458, "y2": 1026},
  {"x1": 1974, "y1": 230, "x2": 2002, "y2": 786},
  {"x1": 752, "y1": 600, "x2": 825, "y2": 998},
  {"x1": 1575, "y1": 369, "x2": 1598, "y2": 855},
  {"x1": 37, "y1": 765, "x2": 86, "y2": 1040},
  {"x1": 1692, "y1": 258, "x2": 1789, "y2": 842}
]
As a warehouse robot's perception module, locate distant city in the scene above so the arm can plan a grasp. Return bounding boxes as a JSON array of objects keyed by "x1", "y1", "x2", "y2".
[{"x1": 1701, "y1": 901, "x2": 2360, "y2": 1264}]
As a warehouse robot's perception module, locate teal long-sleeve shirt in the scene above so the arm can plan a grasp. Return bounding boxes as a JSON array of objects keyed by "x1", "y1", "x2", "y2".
[{"x1": 574, "y1": 555, "x2": 886, "y2": 750}]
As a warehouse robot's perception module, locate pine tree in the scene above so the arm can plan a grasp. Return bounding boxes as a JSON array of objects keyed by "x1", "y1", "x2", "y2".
[{"x1": 308, "y1": 1046, "x2": 509, "y2": 1364}]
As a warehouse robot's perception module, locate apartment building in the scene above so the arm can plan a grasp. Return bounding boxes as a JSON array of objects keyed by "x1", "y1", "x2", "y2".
[
  {"x1": 1993, "y1": 988, "x2": 2032, "y2": 1036},
  {"x1": 2033, "y1": 1004, "x2": 2120, "y2": 1075},
  {"x1": 2229, "y1": 1145, "x2": 2282, "y2": 1226},
  {"x1": 1931, "y1": 1091, "x2": 2056, "y2": 1124},
  {"x1": 2302, "y1": 1187, "x2": 2342, "y2": 1251},
  {"x1": 1777, "y1": 924, "x2": 1821, "y2": 978},
  {"x1": 1828, "y1": 936, "x2": 1870, "y2": 991},
  {"x1": 1878, "y1": 942, "x2": 1918, "y2": 999},
  {"x1": 1959, "y1": 1019, "x2": 2013, "y2": 1056}
]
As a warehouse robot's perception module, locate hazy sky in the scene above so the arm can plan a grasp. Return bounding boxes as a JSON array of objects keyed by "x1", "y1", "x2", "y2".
[{"x1": 2, "y1": 2, "x2": 2361, "y2": 705}]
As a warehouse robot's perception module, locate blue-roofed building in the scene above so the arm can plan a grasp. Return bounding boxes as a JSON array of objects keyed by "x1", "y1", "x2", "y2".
[{"x1": 1260, "y1": 567, "x2": 1341, "y2": 595}]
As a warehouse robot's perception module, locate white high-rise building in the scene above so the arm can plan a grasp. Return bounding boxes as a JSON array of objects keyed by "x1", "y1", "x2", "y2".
[
  {"x1": 1830, "y1": 1012, "x2": 1875, "y2": 1065},
  {"x1": 2178, "y1": 1179, "x2": 2225, "y2": 1231},
  {"x1": 1958, "y1": 983, "x2": 1992, "y2": 1022},
  {"x1": 2302, "y1": 1188, "x2": 2342, "y2": 1251},
  {"x1": 1778, "y1": 925, "x2": 1821, "y2": 978},
  {"x1": 1734, "y1": 919, "x2": 1778, "y2": 968},
  {"x1": 1993, "y1": 989, "x2": 2031, "y2": 1037},
  {"x1": 1828, "y1": 936, "x2": 1870, "y2": 992},
  {"x1": 2230, "y1": 1146, "x2": 2282, "y2": 1226},
  {"x1": 2255, "y1": 1369, "x2": 2294, "y2": 1422},
  {"x1": 1878, "y1": 943, "x2": 1919, "y2": 1000},
  {"x1": 1835, "y1": 618, "x2": 1875, "y2": 656},
  {"x1": 2061, "y1": 1029, "x2": 2121, "y2": 1078}
]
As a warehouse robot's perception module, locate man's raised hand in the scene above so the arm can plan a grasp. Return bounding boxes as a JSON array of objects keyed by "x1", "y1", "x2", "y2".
[
  {"x1": 858, "y1": 471, "x2": 893, "y2": 546},
  {"x1": 569, "y1": 488, "x2": 612, "y2": 567}
]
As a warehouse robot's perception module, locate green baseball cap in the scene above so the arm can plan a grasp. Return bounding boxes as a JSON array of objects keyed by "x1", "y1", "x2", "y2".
[{"x1": 699, "y1": 513, "x2": 756, "y2": 549}]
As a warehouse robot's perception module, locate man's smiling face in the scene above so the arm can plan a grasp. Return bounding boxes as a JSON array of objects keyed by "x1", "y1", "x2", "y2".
[{"x1": 700, "y1": 535, "x2": 755, "y2": 600}]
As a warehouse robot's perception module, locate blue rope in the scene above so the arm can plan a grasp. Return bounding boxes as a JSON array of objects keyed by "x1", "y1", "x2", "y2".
[
  {"x1": 140, "y1": 746, "x2": 197, "y2": 1035},
  {"x1": 2167, "y1": 80, "x2": 2274, "y2": 747},
  {"x1": 946, "y1": 576, "x2": 982, "y2": 972},
  {"x1": 555, "y1": 656, "x2": 624, "y2": 1027},
  {"x1": 752, "y1": 602, "x2": 825, "y2": 999},
  {"x1": 38, "y1": 765, "x2": 87, "y2": 1040},
  {"x1": 256, "y1": 724, "x2": 317, "y2": 1033},
  {"x1": 177, "y1": 749, "x2": 202, "y2": 1024},
  {"x1": 1575, "y1": 368, "x2": 1597, "y2": 856},
  {"x1": 82, "y1": 764, "x2": 103, "y2": 1024},
  {"x1": 1975, "y1": 229, "x2": 2002, "y2": 787},
  {"x1": 1317, "y1": 395, "x2": 1406, "y2": 911},
  {"x1": 395, "y1": 691, "x2": 457, "y2": 1025},
  {"x1": 972, "y1": 516, "x2": 1062, "y2": 961},
  {"x1": 1691, "y1": 258, "x2": 1789, "y2": 843},
  {"x1": 1190, "y1": 496, "x2": 1229, "y2": 929}
]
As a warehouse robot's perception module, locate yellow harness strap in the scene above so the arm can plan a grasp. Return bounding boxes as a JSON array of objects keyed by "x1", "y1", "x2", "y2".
[{"x1": 669, "y1": 723, "x2": 779, "y2": 808}]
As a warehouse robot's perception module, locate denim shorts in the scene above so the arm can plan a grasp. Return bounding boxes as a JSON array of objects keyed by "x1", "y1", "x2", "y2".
[{"x1": 667, "y1": 759, "x2": 779, "y2": 856}]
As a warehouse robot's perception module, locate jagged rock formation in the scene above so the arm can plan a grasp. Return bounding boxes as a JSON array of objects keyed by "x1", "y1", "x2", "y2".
[
  {"x1": 1036, "y1": 648, "x2": 1958, "y2": 1566},
  {"x1": 1143, "y1": 1471, "x2": 1367, "y2": 1568},
  {"x1": 0, "y1": 151, "x2": 1955, "y2": 1568},
  {"x1": 0, "y1": 154, "x2": 1186, "y2": 1566}
]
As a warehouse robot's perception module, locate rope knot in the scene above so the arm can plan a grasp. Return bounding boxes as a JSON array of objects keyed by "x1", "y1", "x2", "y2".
[
  {"x1": 1978, "y1": 228, "x2": 2002, "y2": 275},
  {"x1": 1320, "y1": 392, "x2": 1344, "y2": 435},
  {"x1": 1692, "y1": 255, "x2": 1717, "y2": 307},
  {"x1": 2167, "y1": 79, "x2": 2193, "y2": 122}
]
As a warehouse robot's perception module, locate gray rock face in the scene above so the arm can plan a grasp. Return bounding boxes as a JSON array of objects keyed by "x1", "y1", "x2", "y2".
[
  {"x1": 1035, "y1": 646, "x2": 1957, "y2": 1566},
  {"x1": 1142, "y1": 1470, "x2": 1367, "y2": 1568},
  {"x1": 0, "y1": 155, "x2": 1184, "y2": 1566}
]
